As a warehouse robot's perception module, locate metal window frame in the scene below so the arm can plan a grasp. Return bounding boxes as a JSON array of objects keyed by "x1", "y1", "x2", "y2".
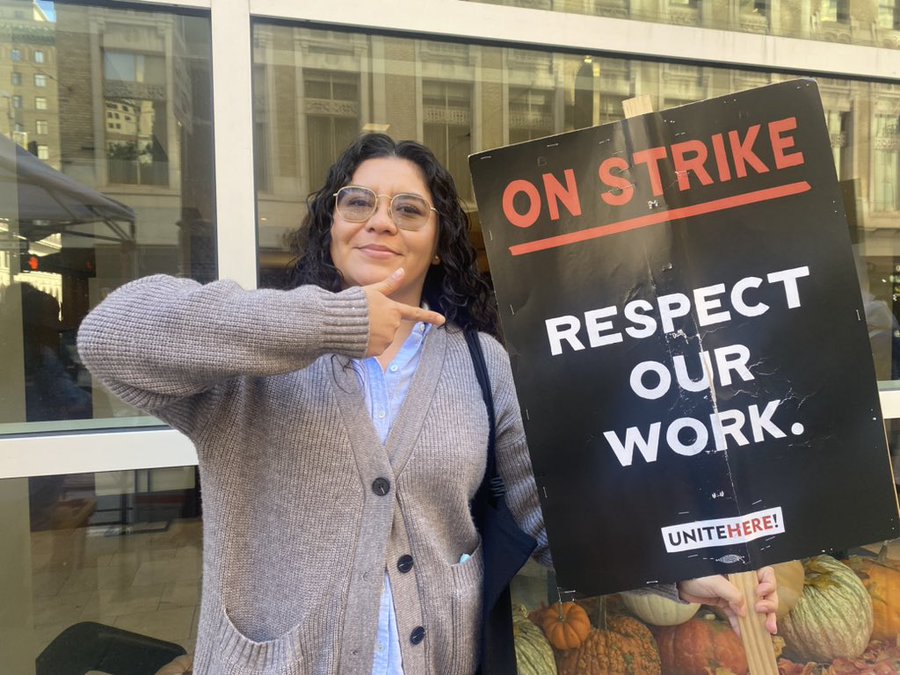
[{"x1": 2, "y1": 0, "x2": 900, "y2": 479}]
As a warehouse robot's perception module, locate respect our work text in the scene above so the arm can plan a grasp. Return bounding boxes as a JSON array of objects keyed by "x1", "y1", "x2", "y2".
[{"x1": 541, "y1": 265, "x2": 813, "y2": 467}]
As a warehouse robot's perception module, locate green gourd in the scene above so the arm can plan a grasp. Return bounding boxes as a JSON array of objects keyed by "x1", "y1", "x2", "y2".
[
  {"x1": 513, "y1": 605, "x2": 558, "y2": 675},
  {"x1": 780, "y1": 555, "x2": 873, "y2": 663}
]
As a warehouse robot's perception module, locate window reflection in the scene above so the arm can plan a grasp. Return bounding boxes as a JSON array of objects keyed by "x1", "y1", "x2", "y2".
[
  {"x1": 305, "y1": 70, "x2": 360, "y2": 189},
  {"x1": 0, "y1": 470, "x2": 202, "y2": 667},
  {"x1": 17, "y1": 282, "x2": 91, "y2": 423},
  {"x1": 879, "y1": 0, "x2": 900, "y2": 29},
  {"x1": 103, "y1": 52, "x2": 168, "y2": 186},
  {"x1": 422, "y1": 80, "x2": 472, "y2": 199},
  {"x1": 252, "y1": 24, "x2": 900, "y2": 384},
  {"x1": 874, "y1": 114, "x2": 900, "y2": 212},
  {"x1": 465, "y1": 0, "x2": 900, "y2": 46},
  {"x1": 820, "y1": 0, "x2": 851, "y2": 22},
  {"x1": 508, "y1": 86, "x2": 555, "y2": 144},
  {"x1": 0, "y1": 3, "x2": 215, "y2": 434}
]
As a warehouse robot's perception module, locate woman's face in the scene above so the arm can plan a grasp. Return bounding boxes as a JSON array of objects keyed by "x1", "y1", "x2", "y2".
[{"x1": 330, "y1": 157, "x2": 439, "y2": 306}]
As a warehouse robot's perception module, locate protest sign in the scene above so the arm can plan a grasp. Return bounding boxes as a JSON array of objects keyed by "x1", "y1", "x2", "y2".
[{"x1": 469, "y1": 79, "x2": 900, "y2": 597}]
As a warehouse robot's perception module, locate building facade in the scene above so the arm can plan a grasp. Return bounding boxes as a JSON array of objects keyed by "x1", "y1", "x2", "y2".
[{"x1": 0, "y1": 0, "x2": 899, "y2": 671}]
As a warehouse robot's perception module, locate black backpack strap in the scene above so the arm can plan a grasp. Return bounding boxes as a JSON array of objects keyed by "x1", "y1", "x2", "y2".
[
  {"x1": 464, "y1": 329, "x2": 538, "y2": 675},
  {"x1": 464, "y1": 329, "x2": 505, "y2": 502}
]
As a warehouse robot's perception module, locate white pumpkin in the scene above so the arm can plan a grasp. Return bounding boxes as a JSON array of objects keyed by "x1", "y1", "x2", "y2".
[{"x1": 620, "y1": 590, "x2": 700, "y2": 626}]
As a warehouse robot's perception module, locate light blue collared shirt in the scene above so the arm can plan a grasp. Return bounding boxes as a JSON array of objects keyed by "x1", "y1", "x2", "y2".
[{"x1": 352, "y1": 321, "x2": 431, "y2": 675}]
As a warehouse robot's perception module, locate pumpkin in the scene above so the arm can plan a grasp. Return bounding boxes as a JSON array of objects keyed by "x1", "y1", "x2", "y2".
[
  {"x1": 620, "y1": 590, "x2": 699, "y2": 626},
  {"x1": 513, "y1": 606, "x2": 558, "y2": 675},
  {"x1": 555, "y1": 614, "x2": 661, "y2": 675},
  {"x1": 654, "y1": 612, "x2": 748, "y2": 675},
  {"x1": 779, "y1": 555, "x2": 873, "y2": 663},
  {"x1": 772, "y1": 560, "x2": 805, "y2": 618},
  {"x1": 845, "y1": 553, "x2": 900, "y2": 641},
  {"x1": 574, "y1": 594, "x2": 608, "y2": 617},
  {"x1": 535, "y1": 602, "x2": 591, "y2": 650}
]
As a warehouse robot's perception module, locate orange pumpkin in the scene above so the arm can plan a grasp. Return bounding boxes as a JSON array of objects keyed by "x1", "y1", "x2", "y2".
[
  {"x1": 556, "y1": 614, "x2": 661, "y2": 675},
  {"x1": 536, "y1": 602, "x2": 592, "y2": 650},
  {"x1": 654, "y1": 612, "x2": 748, "y2": 675},
  {"x1": 846, "y1": 554, "x2": 900, "y2": 641}
]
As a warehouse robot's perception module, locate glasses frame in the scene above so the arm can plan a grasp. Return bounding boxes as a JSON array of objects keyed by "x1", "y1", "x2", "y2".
[{"x1": 333, "y1": 185, "x2": 438, "y2": 231}]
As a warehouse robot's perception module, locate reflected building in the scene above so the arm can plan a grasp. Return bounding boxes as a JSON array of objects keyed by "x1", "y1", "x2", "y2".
[
  {"x1": 250, "y1": 24, "x2": 900, "y2": 351},
  {"x1": 1, "y1": 3, "x2": 214, "y2": 425},
  {"x1": 469, "y1": 0, "x2": 900, "y2": 43},
  {"x1": 0, "y1": 2, "x2": 63, "y2": 311},
  {"x1": 52, "y1": 3, "x2": 214, "y2": 293},
  {"x1": 0, "y1": 0, "x2": 60, "y2": 168}
]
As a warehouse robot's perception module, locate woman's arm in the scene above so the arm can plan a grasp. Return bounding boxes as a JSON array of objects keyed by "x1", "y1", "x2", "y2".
[
  {"x1": 480, "y1": 333, "x2": 553, "y2": 566},
  {"x1": 77, "y1": 274, "x2": 370, "y2": 432}
]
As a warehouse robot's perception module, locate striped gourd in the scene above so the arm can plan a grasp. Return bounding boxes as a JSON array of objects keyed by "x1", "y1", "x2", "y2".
[
  {"x1": 513, "y1": 606, "x2": 558, "y2": 675},
  {"x1": 780, "y1": 555, "x2": 873, "y2": 663}
]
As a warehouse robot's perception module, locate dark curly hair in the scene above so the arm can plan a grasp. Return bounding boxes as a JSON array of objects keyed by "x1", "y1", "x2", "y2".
[{"x1": 288, "y1": 133, "x2": 499, "y2": 336}]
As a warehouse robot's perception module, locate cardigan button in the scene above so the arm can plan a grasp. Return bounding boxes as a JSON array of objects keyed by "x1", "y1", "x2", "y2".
[
  {"x1": 397, "y1": 554, "x2": 414, "y2": 573},
  {"x1": 371, "y1": 477, "x2": 391, "y2": 496},
  {"x1": 410, "y1": 626, "x2": 425, "y2": 645}
]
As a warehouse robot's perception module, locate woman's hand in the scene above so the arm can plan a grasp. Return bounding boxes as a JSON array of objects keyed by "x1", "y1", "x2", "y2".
[
  {"x1": 362, "y1": 268, "x2": 445, "y2": 357},
  {"x1": 677, "y1": 566, "x2": 779, "y2": 636}
]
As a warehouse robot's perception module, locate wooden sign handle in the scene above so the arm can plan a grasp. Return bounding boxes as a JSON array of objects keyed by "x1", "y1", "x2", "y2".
[
  {"x1": 622, "y1": 94, "x2": 654, "y2": 118},
  {"x1": 730, "y1": 571, "x2": 779, "y2": 674},
  {"x1": 619, "y1": 95, "x2": 779, "y2": 675}
]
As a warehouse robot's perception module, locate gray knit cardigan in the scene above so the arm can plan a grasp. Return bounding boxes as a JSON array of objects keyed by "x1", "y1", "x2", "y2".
[{"x1": 76, "y1": 274, "x2": 553, "y2": 675}]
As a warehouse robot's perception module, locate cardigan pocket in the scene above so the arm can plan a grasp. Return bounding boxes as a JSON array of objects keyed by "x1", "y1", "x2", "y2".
[
  {"x1": 448, "y1": 538, "x2": 484, "y2": 674},
  {"x1": 213, "y1": 607, "x2": 306, "y2": 675}
]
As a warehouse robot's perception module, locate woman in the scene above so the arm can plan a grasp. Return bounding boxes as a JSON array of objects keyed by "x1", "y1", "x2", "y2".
[{"x1": 78, "y1": 133, "x2": 776, "y2": 675}]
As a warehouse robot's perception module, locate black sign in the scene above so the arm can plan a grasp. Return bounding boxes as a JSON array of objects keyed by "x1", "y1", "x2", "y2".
[{"x1": 469, "y1": 79, "x2": 900, "y2": 597}]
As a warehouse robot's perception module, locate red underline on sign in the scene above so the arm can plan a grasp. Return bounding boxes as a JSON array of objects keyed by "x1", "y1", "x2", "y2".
[{"x1": 507, "y1": 180, "x2": 812, "y2": 257}]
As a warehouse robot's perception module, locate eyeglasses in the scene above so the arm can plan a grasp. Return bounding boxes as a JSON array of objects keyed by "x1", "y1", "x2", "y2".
[{"x1": 333, "y1": 185, "x2": 437, "y2": 231}]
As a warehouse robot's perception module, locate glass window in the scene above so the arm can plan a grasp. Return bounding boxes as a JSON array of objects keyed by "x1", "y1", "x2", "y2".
[
  {"x1": 465, "y1": 0, "x2": 900, "y2": 47},
  {"x1": 35, "y1": 74, "x2": 47, "y2": 88},
  {"x1": 34, "y1": 49, "x2": 45, "y2": 64},
  {"x1": 874, "y1": 114, "x2": 900, "y2": 213},
  {"x1": 252, "y1": 23, "x2": 900, "y2": 386},
  {"x1": 303, "y1": 70, "x2": 360, "y2": 194},
  {"x1": 1, "y1": 468, "x2": 202, "y2": 670},
  {"x1": 12, "y1": 94, "x2": 22, "y2": 108},
  {"x1": 741, "y1": 0, "x2": 768, "y2": 16},
  {"x1": 12, "y1": 71, "x2": 21, "y2": 86},
  {"x1": 826, "y1": 109, "x2": 850, "y2": 177},
  {"x1": 508, "y1": 86, "x2": 555, "y2": 144},
  {"x1": 12, "y1": 47, "x2": 21, "y2": 62},
  {"x1": 821, "y1": 0, "x2": 851, "y2": 22},
  {"x1": 102, "y1": 51, "x2": 169, "y2": 187},
  {"x1": 251, "y1": 63, "x2": 269, "y2": 193},
  {"x1": 0, "y1": 3, "x2": 215, "y2": 437},
  {"x1": 422, "y1": 80, "x2": 473, "y2": 200},
  {"x1": 879, "y1": 0, "x2": 900, "y2": 29}
]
